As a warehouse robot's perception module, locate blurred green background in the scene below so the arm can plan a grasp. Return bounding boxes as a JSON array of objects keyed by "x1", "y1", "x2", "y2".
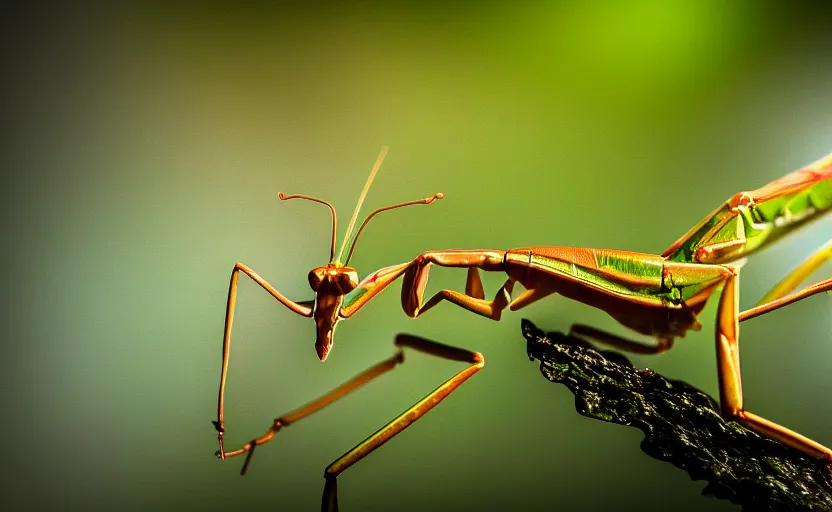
[{"x1": 4, "y1": 2, "x2": 831, "y2": 511}]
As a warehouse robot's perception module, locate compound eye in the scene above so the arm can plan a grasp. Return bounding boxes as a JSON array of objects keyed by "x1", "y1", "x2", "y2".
[
  {"x1": 308, "y1": 268, "x2": 325, "y2": 291},
  {"x1": 337, "y1": 271, "x2": 359, "y2": 293}
]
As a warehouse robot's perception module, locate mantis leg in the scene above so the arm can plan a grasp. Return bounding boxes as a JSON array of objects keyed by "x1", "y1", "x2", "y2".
[
  {"x1": 341, "y1": 250, "x2": 508, "y2": 320},
  {"x1": 417, "y1": 278, "x2": 515, "y2": 319},
  {"x1": 758, "y1": 239, "x2": 831, "y2": 304},
  {"x1": 214, "y1": 263, "x2": 313, "y2": 455},
  {"x1": 339, "y1": 262, "x2": 412, "y2": 318},
  {"x1": 508, "y1": 286, "x2": 557, "y2": 311},
  {"x1": 739, "y1": 277, "x2": 832, "y2": 322},
  {"x1": 506, "y1": 283, "x2": 673, "y2": 354},
  {"x1": 568, "y1": 324, "x2": 674, "y2": 355},
  {"x1": 401, "y1": 250, "x2": 511, "y2": 319},
  {"x1": 738, "y1": 239, "x2": 831, "y2": 322},
  {"x1": 322, "y1": 334, "x2": 484, "y2": 510},
  {"x1": 217, "y1": 350, "x2": 405, "y2": 472},
  {"x1": 715, "y1": 269, "x2": 832, "y2": 462}
]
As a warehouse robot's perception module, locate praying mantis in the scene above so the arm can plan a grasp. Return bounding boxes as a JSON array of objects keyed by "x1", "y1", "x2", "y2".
[{"x1": 213, "y1": 148, "x2": 832, "y2": 509}]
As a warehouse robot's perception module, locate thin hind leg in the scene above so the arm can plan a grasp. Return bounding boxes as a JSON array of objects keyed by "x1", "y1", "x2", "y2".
[
  {"x1": 568, "y1": 324, "x2": 674, "y2": 354},
  {"x1": 739, "y1": 277, "x2": 832, "y2": 322},
  {"x1": 740, "y1": 240, "x2": 831, "y2": 322},
  {"x1": 757, "y1": 239, "x2": 831, "y2": 305},
  {"x1": 715, "y1": 270, "x2": 832, "y2": 463},
  {"x1": 322, "y1": 334, "x2": 484, "y2": 511}
]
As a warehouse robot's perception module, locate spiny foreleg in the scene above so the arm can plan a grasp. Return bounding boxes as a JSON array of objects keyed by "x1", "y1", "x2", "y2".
[{"x1": 399, "y1": 250, "x2": 513, "y2": 319}]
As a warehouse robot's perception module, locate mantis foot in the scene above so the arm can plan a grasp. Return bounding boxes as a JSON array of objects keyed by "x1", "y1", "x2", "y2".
[{"x1": 212, "y1": 420, "x2": 226, "y2": 458}]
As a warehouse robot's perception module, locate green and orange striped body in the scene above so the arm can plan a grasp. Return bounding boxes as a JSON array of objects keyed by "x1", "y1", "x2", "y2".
[
  {"x1": 505, "y1": 248, "x2": 725, "y2": 339},
  {"x1": 500, "y1": 153, "x2": 831, "y2": 340}
]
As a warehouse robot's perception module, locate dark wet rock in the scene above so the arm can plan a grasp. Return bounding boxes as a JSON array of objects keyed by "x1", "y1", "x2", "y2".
[{"x1": 521, "y1": 319, "x2": 832, "y2": 512}]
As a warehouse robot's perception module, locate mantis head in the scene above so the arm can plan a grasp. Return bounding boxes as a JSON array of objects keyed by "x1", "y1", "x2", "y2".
[
  {"x1": 279, "y1": 147, "x2": 442, "y2": 361},
  {"x1": 307, "y1": 265, "x2": 358, "y2": 361}
]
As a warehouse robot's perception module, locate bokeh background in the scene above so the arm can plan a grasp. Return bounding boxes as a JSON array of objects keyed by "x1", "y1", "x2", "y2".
[{"x1": 3, "y1": 2, "x2": 831, "y2": 511}]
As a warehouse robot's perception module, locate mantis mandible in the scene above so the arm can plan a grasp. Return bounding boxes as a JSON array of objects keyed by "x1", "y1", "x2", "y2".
[{"x1": 213, "y1": 148, "x2": 832, "y2": 505}]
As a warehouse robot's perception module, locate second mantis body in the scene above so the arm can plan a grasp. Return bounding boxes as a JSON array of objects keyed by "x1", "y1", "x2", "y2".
[{"x1": 213, "y1": 149, "x2": 832, "y2": 509}]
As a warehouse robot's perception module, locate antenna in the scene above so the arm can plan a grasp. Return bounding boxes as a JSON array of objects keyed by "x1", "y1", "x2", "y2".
[
  {"x1": 344, "y1": 193, "x2": 443, "y2": 266},
  {"x1": 335, "y1": 146, "x2": 388, "y2": 263},
  {"x1": 278, "y1": 192, "x2": 338, "y2": 262}
]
